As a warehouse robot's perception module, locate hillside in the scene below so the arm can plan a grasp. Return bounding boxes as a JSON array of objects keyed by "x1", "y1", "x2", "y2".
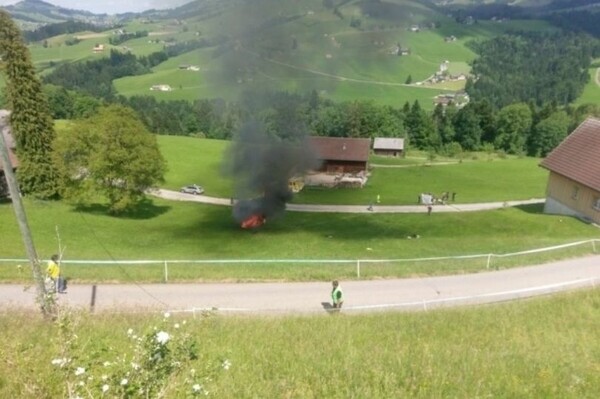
[
  {"x1": 0, "y1": 0, "x2": 115, "y2": 29},
  {"x1": 4, "y1": 0, "x2": 599, "y2": 109}
]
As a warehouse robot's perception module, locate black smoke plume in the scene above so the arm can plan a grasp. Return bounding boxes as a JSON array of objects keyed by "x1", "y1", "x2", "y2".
[{"x1": 224, "y1": 117, "x2": 320, "y2": 224}]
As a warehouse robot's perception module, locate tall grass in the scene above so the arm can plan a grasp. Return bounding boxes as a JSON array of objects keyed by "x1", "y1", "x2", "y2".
[{"x1": 1, "y1": 288, "x2": 598, "y2": 397}]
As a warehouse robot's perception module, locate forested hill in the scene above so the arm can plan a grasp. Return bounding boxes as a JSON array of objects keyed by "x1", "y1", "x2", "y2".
[{"x1": 0, "y1": 0, "x2": 111, "y2": 29}]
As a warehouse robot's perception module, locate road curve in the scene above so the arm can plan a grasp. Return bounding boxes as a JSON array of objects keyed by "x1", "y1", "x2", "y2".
[
  {"x1": 150, "y1": 189, "x2": 545, "y2": 214},
  {"x1": 2, "y1": 255, "x2": 598, "y2": 314}
]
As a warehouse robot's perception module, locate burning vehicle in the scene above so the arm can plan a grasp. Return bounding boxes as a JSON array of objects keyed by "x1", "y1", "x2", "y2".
[
  {"x1": 223, "y1": 114, "x2": 320, "y2": 231},
  {"x1": 240, "y1": 213, "x2": 266, "y2": 229}
]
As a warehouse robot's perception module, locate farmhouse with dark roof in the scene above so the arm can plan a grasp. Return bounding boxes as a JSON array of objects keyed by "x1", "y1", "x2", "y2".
[
  {"x1": 539, "y1": 117, "x2": 600, "y2": 224},
  {"x1": 309, "y1": 136, "x2": 370, "y2": 174}
]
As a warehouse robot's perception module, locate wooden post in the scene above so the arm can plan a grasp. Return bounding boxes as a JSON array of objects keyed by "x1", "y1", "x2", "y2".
[
  {"x1": 0, "y1": 113, "x2": 51, "y2": 316},
  {"x1": 90, "y1": 285, "x2": 97, "y2": 313}
]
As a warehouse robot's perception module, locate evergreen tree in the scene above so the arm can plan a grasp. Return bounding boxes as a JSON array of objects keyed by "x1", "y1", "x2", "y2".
[
  {"x1": 0, "y1": 10, "x2": 58, "y2": 198},
  {"x1": 452, "y1": 104, "x2": 482, "y2": 151}
]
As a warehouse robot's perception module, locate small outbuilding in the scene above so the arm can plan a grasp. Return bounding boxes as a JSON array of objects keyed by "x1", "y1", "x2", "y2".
[
  {"x1": 373, "y1": 137, "x2": 405, "y2": 157},
  {"x1": 539, "y1": 117, "x2": 600, "y2": 224},
  {"x1": 309, "y1": 136, "x2": 370, "y2": 174}
]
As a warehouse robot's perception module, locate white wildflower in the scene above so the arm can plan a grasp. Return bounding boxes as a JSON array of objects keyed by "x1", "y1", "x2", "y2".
[
  {"x1": 222, "y1": 359, "x2": 231, "y2": 370},
  {"x1": 103, "y1": 361, "x2": 111, "y2": 367},
  {"x1": 51, "y1": 358, "x2": 68, "y2": 367},
  {"x1": 156, "y1": 331, "x2": 170, "y2": 345},
  {"x1": 192, "y1": 384, "x2": 202, "y2": 393},
  {"x1": 131, "y1": 362, "x2": 140, "y2": 370},
  {"x1": 174, "y1": 323, "x2": 180, "y2": 329},
  {"x1": 101, "y1": 375, "x2": 108, "y2": 381},
  {"x1": 127, "y1": 328, "x2": 133, "y2": 336},
  {"x1": 78, "y1": 381, "x2": 85, "y2": 387},
  {"x1": 102, "y1": 384, "x2": 109, "y2": 393},
  {"x1": 164, "y1": 312, "x2": 171, "y2": 319},
  {"x1": 120, "y1": 378, "x2": 128, "y2": 386},
  {"x1": 74, "y1": 367, "x2": 86, "y2": 376}
]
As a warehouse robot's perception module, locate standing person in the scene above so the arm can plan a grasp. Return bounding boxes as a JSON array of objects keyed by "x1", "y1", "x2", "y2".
[
  {"x1": 331, "y1": 280, "x2": 344, "y2": 310},
  {"x1": 46, "y1": 254, "x2": 61, "y2": 293}
]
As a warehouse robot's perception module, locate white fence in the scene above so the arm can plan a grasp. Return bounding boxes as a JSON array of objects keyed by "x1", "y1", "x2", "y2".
[{"x1": 1, "y1": 239, "x2": 598, "y2": 282}]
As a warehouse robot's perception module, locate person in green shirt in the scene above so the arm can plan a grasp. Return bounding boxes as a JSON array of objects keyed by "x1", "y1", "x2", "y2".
[{"x1": 331, "y1": 280, "x2": 344, "y2": 310}]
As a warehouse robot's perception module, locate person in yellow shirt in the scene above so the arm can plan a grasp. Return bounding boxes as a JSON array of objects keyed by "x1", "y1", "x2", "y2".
[{"x1": 46, "y1": 254, "x2": 63, "y2": 293}]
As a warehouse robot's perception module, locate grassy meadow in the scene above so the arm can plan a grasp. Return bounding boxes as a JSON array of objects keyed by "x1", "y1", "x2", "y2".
[
  {"x1": 575, "y1": 67, "x2": 600, "y2": 106},
  {"x1": 2, "y1": 134, "x2": 599, "y2": 283},
  {"x1": 156, "y1": 135, "x2": 548, "y2": 203},
  {"x1": 1, "y1": 288, "x2": 599, "y2": 397}
]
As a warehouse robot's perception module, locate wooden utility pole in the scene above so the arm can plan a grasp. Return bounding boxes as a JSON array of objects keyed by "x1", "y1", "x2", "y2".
[{"x1": 0, "y1": 111, "x2": 51, "y2": 316}]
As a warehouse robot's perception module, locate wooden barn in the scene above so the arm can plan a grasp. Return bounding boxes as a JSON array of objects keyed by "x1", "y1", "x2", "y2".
[
  {"x1": 539, "y1": 117, "x2": 600, "y2": 224},
  {"x1": 0, "y1": 111, "x2": 19, "y2": 198},
  {"x1": 373, "y1": 137, "x2": 405, "y2": 157},
  {"x1": 309, "y1": 136, "x2": 370, "y2": 174}
]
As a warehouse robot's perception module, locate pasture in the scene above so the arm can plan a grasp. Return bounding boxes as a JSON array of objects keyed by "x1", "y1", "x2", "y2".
[
  {"x1": 575, "y1": 67, "x2": 600, "y2": 106},
  {"x1": 0, "y1": 288, "x2": 598, "y2": 397},
  {"x1": 1, "y1": 134, "x2": 598, "y2": 283},
  {"x1": 156, "y1": 136, "x2": 547, "y2": 203}
]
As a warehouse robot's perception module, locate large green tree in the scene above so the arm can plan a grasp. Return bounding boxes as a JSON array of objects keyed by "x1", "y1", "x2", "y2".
[
  {"x1": 53, "y1": 105, "x2": 166, "y2": 214},
  {"x1": 0, "y1": 10, "x2": 58, "y2": 198},
  {"x1": 494, "y1": 103, "x2": 532, "y2": 154},
  {"x1": 528, "y1": 110, "x2": 570, "y2": 157}
]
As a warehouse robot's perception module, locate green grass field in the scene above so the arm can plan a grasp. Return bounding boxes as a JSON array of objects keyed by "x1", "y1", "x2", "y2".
[
  {"x1": 155, "y1": 135, "x2": 547, "y2": 203},
  {"x1": 1, "y1": 288, "x2": 598, "y2": 397},
  {"x1": 575, "y1": 67, "x2": 600, "y2": 106},
  {"x1": 3, "y1": 134, "x2": 597, "y2": 283}
]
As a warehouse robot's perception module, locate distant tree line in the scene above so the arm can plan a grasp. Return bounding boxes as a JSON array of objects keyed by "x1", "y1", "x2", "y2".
[
  {"x1": 465, "y1": 31, "x2": 600, "y2": 109},
  {"x1": 37, "y1": 83, "x2": 600, "y2": 159},
  {"x1": 24, "y1": 20, "x2": 119, "y2": 42},
  {"x1": 109, "y1": 31, "x2": 148, "y2": 46},
  {"x1": 546, "y1": 10, "x2": 600, "y2": 38}
]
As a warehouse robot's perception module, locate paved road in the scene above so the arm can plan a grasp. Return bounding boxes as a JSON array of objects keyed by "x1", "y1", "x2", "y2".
[
  {"x1": 2, "y1": 193, "x2": 590, "y2": 315},
  {"x1": 151, "y1": 189, "x2": 545, "y2": 214},
  {"x1": 2, "y1": 255, "x2": 598, "y2": 314}
]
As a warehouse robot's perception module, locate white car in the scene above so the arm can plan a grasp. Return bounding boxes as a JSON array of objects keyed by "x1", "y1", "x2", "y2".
[{"x1": 180, "y1": 184, "x2": 204, "y2": 195}]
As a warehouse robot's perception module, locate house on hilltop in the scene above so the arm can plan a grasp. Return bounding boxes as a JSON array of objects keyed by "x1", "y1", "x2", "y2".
[
  {"x1": 150, "y1": 84, "x2": 173, "y2": 92},
  {"x1": 373, "y1": 137, "x2": 404, "y2": 157},
  {"x1": 539, "y1": 117, "x2": 600, "y2": 224},
  {"x1": 309, "y1": 136, "x2": 370, "y2": 174},
  {"x1": 0, "y1": 111, "x2": 19, "y2": 198}
]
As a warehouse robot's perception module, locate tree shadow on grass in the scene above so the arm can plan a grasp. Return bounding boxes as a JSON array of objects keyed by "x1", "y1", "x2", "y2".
[{"x1": 72, "y1": 198, "x2": 171, "y2": 220}]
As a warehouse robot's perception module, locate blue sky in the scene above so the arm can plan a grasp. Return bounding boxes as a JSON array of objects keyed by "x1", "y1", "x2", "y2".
[{"x1": 0, "y1": 0, "x2": 192, "y2": 14}]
